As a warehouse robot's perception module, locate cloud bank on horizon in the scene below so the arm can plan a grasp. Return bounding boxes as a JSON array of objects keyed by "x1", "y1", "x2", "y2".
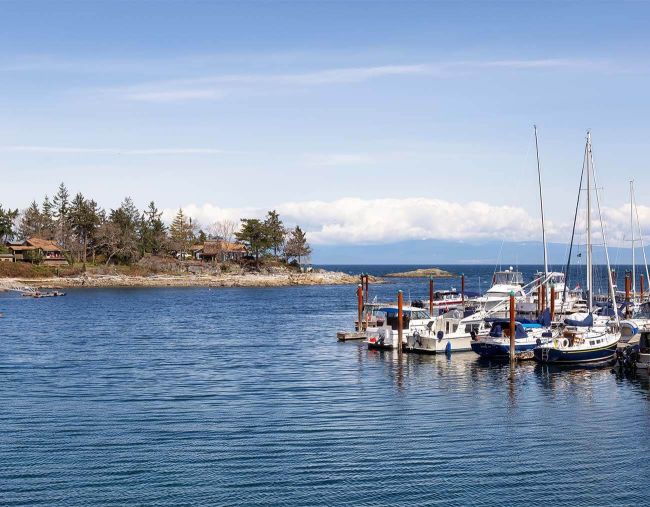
[{"x1": 163, "y1": 197, "x2": 650, "y2": 248}]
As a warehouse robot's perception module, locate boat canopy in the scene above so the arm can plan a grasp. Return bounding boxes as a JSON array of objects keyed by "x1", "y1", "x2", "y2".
[
  {"x1": 493, "y1": 270, "x2": 524, "y2": 285},
  {"x1": 485, "y1": 309, "x2": 550, "y2": 327},
  {"x1": 564, "y1": 313, "x2": 594, "y2": 327},
  {"x1": 377, "y1": 307, "x2": 430, "y2": 319},
  {"x1": 488, "y1": 321, "x2": 528, "y2": 339}
]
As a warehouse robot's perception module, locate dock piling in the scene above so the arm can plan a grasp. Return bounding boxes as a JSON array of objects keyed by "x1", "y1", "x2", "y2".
[
  {"x1": 509, "y1": 291, "x2": 516, "y2": 363},
  {"x1": 357, "y1": 284, "x2": 363, "y2": 331},
  {"x1": 550, "y1": 284, "x2": 555, "y2": 322},
  {"x1": 397, "y1": 290, "x2": 404, "y2": 355},
  {"x1": 461, "y1": 273, "x2": 465, "y2": 305},
  {"x1": 641, "y1": 274, "x2": 645, "y2": 303},
  {"x1": 625, "y1": 273, "x2": 631, "y2": 318},
  {"x1": 428, "y1": 277, "x2": 434, "y2": 316}
]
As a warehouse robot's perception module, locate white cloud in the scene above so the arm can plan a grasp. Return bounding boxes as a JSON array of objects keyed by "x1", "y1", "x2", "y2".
[
  {"x1": 0, "y1": 146, "x2": 225, "y2": 155},
  {"x1": 109, "y1": 58, "x2": 602, "y2": 102},
  {"x1": 165, "y1": 197, "x2": 551, "y2": 244}
]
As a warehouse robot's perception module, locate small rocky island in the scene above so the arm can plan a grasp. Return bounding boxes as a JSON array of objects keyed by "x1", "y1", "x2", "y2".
[{"x1": 385, "y1": 267, "x2": 455, "y2": 278}]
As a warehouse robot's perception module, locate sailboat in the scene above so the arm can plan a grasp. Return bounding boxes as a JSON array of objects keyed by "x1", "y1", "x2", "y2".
[{"x1": 534, "y1": 132, "x2": 620, "y2": 364}]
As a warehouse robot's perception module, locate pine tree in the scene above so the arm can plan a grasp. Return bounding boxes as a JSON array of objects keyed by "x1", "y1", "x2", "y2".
[
  {"x1": 41, "y1": 195, "x2": 56, "y2": 239},
  {"x1": 285, "y1": 226, "x2": 311, "y2": 266},
  {"x1": 264, "y1": 210, "x2": 285, "y2": 257},
  {"x1": 169, "y1": 208, "x2": 194, "y2": 259},
  {"x1": 52, "y1": 182, "x2": 71, "y2": 248},
  {"x1": 69, "y1": 193, "x2": 102, "y2": 264},
  {"x1": 0, "y1": 205, "x2": 19, "y2": 243},
  {"x1": 141, "y1": 201, "x2": 167, "y2": 255},
  {"x1": 235, "y1": 218, "x2": 271, "y2": 268},
  {"x1": 19, "y1": 201, "x2": 44, "y2": 239}
]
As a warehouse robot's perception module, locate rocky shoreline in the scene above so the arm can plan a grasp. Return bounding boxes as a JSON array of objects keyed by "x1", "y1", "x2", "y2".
[{"x1": 2, "y1": 270, "x2": 370, "y2": 289}]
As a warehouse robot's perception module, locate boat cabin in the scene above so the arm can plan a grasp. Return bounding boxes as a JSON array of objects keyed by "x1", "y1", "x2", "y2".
[{"x1": 492, "y1": 269, "x2": 524, "y2": 286}]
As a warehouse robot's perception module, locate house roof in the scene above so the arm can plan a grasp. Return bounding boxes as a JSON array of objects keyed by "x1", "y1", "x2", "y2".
[
  {"x1": 203, "y1": 240, "x2": 246, "y2": 255},
  {"x1": 191, "y1": 244, "x2": 204, "y2": 252},
  {"x1": 25, "y1": 237, "x2": 63, "y2": 252},
  {"x1": 8, "y1": 245, "x2": 37, "y2": 251}
]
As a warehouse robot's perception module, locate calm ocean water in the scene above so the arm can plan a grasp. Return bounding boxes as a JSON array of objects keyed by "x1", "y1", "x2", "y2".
[{"x1": 2, "y1": 265, "x2": 649, "y2": 506}]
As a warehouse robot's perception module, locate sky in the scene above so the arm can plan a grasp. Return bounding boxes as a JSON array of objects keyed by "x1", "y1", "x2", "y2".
[{"x1": 2, "y1": 0, "x2": 650, "y2": 255}]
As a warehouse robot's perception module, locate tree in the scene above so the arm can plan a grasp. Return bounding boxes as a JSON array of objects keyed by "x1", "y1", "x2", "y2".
[
  {"x1": 102, "y1": 197, "x2": 140, "y2": 264},
  {"x1": 18, "y1": 201, "x2": 45, "y2": 239},
  {"x1": 52, "y1": 182, "x2": 71, "y2": 248},
  {"x1": 140, "y1": 201, "x2": 167, "y2": 255},
  {"x1": 209, "y1": 219, "x2": 237, "y2": 243},
  {"x1": 285, "y1": 226, "x2": 311, "y2": 266},
  {"x1": 264, "y1": 210, "x2": 285, "y2": 257},
  {"x1": 197, "y1": 229, "x2": 207, "y2": 243},
  {"x1": 0, "y1": 205, "x2": 19, "y2": 243},
  {"x1": 168, "y1": 208, "x2": 195, "y2": 259},
  {"x1": 69, "y1": 193, "x2": 102, "y2": 264},
  {"x1": 41, "y1": 195, "x2": 56, "y2": 240},
  {"x1": 235, "y1": 218, "x2": 271, "y2": 268}
]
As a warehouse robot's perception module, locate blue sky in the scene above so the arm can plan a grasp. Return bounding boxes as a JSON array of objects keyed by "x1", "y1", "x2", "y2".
[{"x1": 2, "y1": 1, "x2": 650, "y2": 249}]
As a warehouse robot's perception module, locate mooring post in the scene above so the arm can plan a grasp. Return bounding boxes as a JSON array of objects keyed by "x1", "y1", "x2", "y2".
[
  {"x1": 357, "y1": 284, "x2": 363, "y2": 331},
  {"x1": 550, "y1": 284, "x2": 556, "y2": 322},
  {"x1": 364, "y1": 275, "x2": 369, "y2": 303},
  {"x1": 397, "y1": 290, "x2": 404, "y2": 354},
  {"x1": 625, "y1": 273, "x2": 631, "y2": 318},
  {"x1": 428, "y1": 276, "x2": 434, "y2": 316},
  {"x1": 509, "y1": 291, "x2": 516, "y2": 363},
  {"x1": 461, "y1": 273, "x2": 465, "y2": 305},
  {"x1": 641, "y1": 274, "x2": 645, "y2": 303}
]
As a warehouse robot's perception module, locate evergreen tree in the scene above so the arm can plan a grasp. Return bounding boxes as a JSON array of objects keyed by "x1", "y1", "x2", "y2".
[
  {"x1": 41, "y1": 195, "x2": 56, "y2": 239},
  {"x1": 285, "y1": 226, "x2": 311, "y2": 265},
  {"x1": 103, "y1": 197, "x2": 140, "y2": 264},
  {"x1": 18, "y1": 201, "x2": 45, "y2": 239},
  {"x1": 140, "y1": 201, "x2": 167, "y2": 255},
  {"x1": 235, "y1": 218, "x2": 271, "y2": 268},
  {"x1": 52, "y1": 182, "x2": 71, "y2": 248},
  {"x1": 264, "y1": 210, "x2": 285, "y2": 257},
  {"x1": 169, "y1": 208, "x2": 194, "y2": 259},
  {"x1": 0, "y1": 205, "x2": 19, "y2": 243},
  {"x1": 69, "y1": 193, "x2": 102, "y2": 264}
]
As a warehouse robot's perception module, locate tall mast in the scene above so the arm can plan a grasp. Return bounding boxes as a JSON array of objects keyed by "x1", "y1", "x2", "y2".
[
  {"x1": 586, "y1": 131, "x2": 593, "y2": 313},
  {"x1": 633, "y1": 182, "x2": 650, "y2": 292},
  {"x1": 631, "y1": 180, "x2": 636, "y2": 298},
  {"x1": 535, "y1": 125, "x2": 549, "y2": 281}
]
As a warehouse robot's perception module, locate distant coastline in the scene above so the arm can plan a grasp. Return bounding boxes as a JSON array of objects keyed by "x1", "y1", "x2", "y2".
[{"x1": 384, "y1": 267, "x2": 455, "y2": 278}]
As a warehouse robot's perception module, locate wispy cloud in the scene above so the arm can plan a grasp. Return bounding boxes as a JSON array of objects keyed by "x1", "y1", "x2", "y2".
[
  {"x1": 0, "y1": 146, "x2": 225, "y2": 155},
  {"x1": 108, "y1": 58, "x2": 601, "y2": 103}
]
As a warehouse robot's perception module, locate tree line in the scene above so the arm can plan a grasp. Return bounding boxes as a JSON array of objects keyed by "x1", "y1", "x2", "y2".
[{"x1": 0, "y1": 183, "x2": 311, "y2": 267}]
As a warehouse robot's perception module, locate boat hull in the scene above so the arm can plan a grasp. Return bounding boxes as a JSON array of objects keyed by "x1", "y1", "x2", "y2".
[
  {"x1": 534, "y1": 342, "x2": 617, "y2": 364},
  {"x1": 405, "y1": 334, "x2": 473, "y2": 354},
  {"x1": 470, "y1": 340, "x2": 537, "y2": 358}
]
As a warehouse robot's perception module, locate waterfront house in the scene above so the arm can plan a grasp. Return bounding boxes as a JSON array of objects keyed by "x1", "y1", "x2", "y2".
[
  {"x1": 7, "y1": 237, "x2": 68, "y2": 266},
  {"x1": 201, "y1": 240, "x2": 247, "y2": 263}
]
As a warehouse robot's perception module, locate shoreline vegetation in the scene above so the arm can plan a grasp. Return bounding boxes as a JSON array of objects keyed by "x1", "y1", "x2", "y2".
[{"x1": 385, "y1": 267, "x2": 455, "y2": 278}]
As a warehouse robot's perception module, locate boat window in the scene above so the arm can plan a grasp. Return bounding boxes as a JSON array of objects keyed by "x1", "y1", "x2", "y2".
[
  {"x1": 452, "y1": 324, "x2": 458, "y2": 333},
  {"x1": 464, "y1": 323, "x2": 480, "y2": 333}
]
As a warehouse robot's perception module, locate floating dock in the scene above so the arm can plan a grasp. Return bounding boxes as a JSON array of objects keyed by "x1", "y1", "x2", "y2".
[{"x1": 337, "y1": 331, "x2": 366, "y2": 341}]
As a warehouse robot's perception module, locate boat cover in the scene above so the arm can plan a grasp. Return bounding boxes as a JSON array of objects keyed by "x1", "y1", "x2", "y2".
[{"x1": 564, "y1": 313, "x2": 594, "y2": 327}]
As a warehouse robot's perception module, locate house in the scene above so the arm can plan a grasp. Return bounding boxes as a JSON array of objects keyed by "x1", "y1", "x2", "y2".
[
  {"x1": 201, "y1": 240, "x2": 247, "y2": 263},
  {"x1": 0, "y1": 253, "x2": 14, "y2": 262},
  {"x1": 7, "y1": 237, "x2": 68, "y2": 266}
]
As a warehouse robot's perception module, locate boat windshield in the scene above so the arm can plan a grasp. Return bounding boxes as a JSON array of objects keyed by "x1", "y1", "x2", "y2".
[{"x1": 493, "y1": 271, "x2": 523, "y2": 285}]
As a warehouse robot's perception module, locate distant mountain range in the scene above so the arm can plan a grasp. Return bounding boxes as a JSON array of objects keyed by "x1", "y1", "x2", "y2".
[{"x1": 311, "y1": 239, "x2": 639, "y2": 265}]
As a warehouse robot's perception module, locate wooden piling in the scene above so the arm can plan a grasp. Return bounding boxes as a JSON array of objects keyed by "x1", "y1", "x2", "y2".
[
  {"x1": 550, "y1": 285, "x2": 555, "y2": 322},
  {"x1": 364, "y1": 275, "x2": 369, "y2": 303},
  {"x1": 625, "y1": 273, "x2": 631, "y2": 318},
  {"x1": 641, "y1": 274, "x2": 645, "y2": 303},
  {"x1": 428, "y1": 277, "x2": 434, "y2": 316},
  {"x1": 357, "y1": 284, "x2": 363, "y2": 331},
  {"x1": 537, "y1": 282, "x2": 542, "y2": 315},
  {"x1": 397, "y1": 290, "x2": 404, "y2": 354},
  {"x1": 461, "y1": 273, "x2": 465, "y2": 305},
  {"x1": 509, "y1": 291, "x2": 516, "y2": 363}
]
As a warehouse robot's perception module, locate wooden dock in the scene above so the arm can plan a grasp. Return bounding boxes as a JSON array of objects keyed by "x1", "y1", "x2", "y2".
[{"x1": 337, "y1": 331, "x2": 366, "y2": 342}]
